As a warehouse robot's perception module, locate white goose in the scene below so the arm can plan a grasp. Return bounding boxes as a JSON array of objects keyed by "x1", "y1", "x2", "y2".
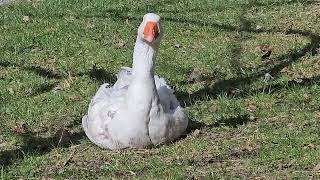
[{"x1": 82, "y1": 13, "x2": 188, "y2": 150}]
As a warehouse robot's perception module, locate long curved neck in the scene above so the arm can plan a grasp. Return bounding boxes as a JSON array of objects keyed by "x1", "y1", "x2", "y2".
[
  {"x1": 126, "y1": 37, "x2": 160, "y2": 111},
  {"x1": 132, "y1": 38, "x2": 158, "y2": 77}
]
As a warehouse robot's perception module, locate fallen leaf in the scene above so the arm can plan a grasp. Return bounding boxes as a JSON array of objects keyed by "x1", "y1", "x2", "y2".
[
  {"x1": 280, "y1": 160, "x2": 295, "y2": 169},
  {"x1": 262, "y1": 101, "x2": 273, "y2": 108},
  {"x1": 246, "y1": 101, "x2": 257, "y2": 112},
  {"x1": 187, "y1": 67, "x2": 203, "y2": 83},
  {"x1": 302, "y1": 59, "x2": 312, "y2": 65},
  {"x1": 12, "y1": 126, "x2": 26, "y2": 134},
  {"x1": 242, "y1": 140, "x2": 254, "y2": 152},
  {"x1": 0, "y1": 143, "x2": 7, "y2": 148},
  {"x1": 53, "y1": 85, "x2": 64, "y2": 92},
  {"x1": 47, "y1": 59, "x2": 56, "y2": 64},
  {"x1": 53, "y1": 73, "x2": 74, "y2": 92},
  {"x1": 312, "y1": 163, "x2": 320, "y2": 172},
  {"x1": 0, "y1": 72, "x2": 7, "y2": 79},
  {"x1": 7, "y1": 88, "x2": 14, "y2": 95},
  {"x1": 264, "y1": 73, "x2": 274, "y2": 81},
  {"x1": 86, "y1": 22, "x2": 95, "y2": 29},
  {"x1": 46, "y1": 67, "x2": 59, "y2": 78},
  {"x1": 128, "y1": 171, "x2": 136, "y2": 176},
  {"x1": 280, "y1": 67, "x2": 295, "y2": 76},
  {"x1": 293, "y1": 78, "x2": 303, "y2": 83},
  {"x1": 303, "y1": 93, "x2": 311, "y2": 101},
  {"x1": 229, "y1": 88, "x2": 241, "y2": 95},
  {"x1": 304, "y1": 144, "x2": 316, "y2": 150},
  {"x1": 68, "y1": 95, "x2": 81, "y2": 101},
  {"x1": 23, "y1": 16, "x2": 30, "y2": 22},
  {"x1": 116, "y1": 39, "x2": 125, "y2": 49},
  {"x1": 254, "y1": 46, "x2": 262, "y2": 53},
  {"x1": 255, "y1": 45, "x2": 272, "y2": 60},
  {"x1": 249, "y1": 115, "x2": 257, "y2": 122},
  {"x1": 192, "y1": 129, "x2": 201, "y2": 137},
  {"x1": 192, "y1": 42, "x2": 206, "y2": 49},
  {"x1": 209, "y1": 106, "x2": 218, "y2": 113},
  {"x1": 174, "y1": 43, "x2": 181, "y2": 48},
  {"x1": 255, "y1": 25, "x2": 262, "y2": 31}
]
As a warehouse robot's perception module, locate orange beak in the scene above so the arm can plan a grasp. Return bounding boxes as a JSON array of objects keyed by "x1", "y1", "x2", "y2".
[{"x1": 143, "y1": 21, "x2": 159, "y2": 42}]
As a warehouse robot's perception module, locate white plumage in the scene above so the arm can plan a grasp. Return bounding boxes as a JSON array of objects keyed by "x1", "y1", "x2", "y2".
[{"x1": 82, "y1": 13, "x2": 188, "y2": 150}]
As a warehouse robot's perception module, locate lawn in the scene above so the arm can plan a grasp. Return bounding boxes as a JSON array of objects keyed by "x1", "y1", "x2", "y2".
[{"x1": 0, "y1": 0, "x2": 320, "y2": 179}]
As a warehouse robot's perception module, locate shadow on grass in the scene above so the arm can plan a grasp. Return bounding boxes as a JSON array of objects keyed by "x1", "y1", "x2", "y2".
[
  {"x1": 183, "y1": 114, "x2": 250, "y2": 137},
  {"x1": 75, "y1": 0, "x2": 320, "y2": 107},
  {"x1": 176, "y1": 29, "x2": 320, "y2": 106},
  {"x1": 0, "y1": 61, "x2": 62, "y2": 79},
  {"x1": 0, "y1": 130, "x2": 85, "y2": 167},
  {"x1": 77, "y1": 64, "x2": 117, "y2": 84},
  {"x1": 0, "y1": 60, "x2": 117, "y2": 96},
  {"x1": 171, "y1": 0, "x2": 320, "y2": 106}
]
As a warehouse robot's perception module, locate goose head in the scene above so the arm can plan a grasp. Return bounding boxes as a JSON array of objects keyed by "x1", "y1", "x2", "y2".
[{"x1": 137, "y1": 13, "x2": 163, "y2": 45}]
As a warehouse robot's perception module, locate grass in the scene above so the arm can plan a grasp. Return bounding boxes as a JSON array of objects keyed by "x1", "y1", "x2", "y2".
[{"x1": 0, "y1": 0, "x2": 320, "y2": 179}]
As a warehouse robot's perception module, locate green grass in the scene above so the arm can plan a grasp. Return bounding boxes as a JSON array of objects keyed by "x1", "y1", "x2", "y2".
[{"x1": 1, "y1": 0, "x2": 320, "y2": 179}]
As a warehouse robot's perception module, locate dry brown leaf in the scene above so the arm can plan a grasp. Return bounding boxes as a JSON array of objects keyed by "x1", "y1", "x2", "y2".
[
  {"x1": 312, "y1": 163, "x2": 320, "y2": 172},
  {"x1": 280, "y1": 160, "x2": 295, "y2": 169},
  {"x1": 254, "y1": 46, "x2": 262, "y2": 53},
  {"x1": 247, "y1": 101, "x2": 257, "y2": 112},
  {"x1": 53, "y1": 73, "x2": 74, "y2": 92},
  {"x1": 255, "y1": 25, "x2": 262, "y2": 31},
  {"x1": 209, "y1": 106, "x2": 218, "y2": 113},
  {"x1": 12, "y1": 126, "x2": 26, "y2": 134},
  {"x1": 86, "y1": 22, "x2": 95, "y2": 29},
  {"x1": 262, "y1": 101, "x2": 273, "y2": 108},
  {"x1": 23, "y1": 16, "x2": 30, "y2": 22},
  {"x1": 0, "y1": 72, "x2": 7, "y2": 79},
  {"x1": 47, "y1": 59, "x2": 56, "y2": 64},
  {"x1": 255, "y1": 45, "x2": 272, "y2": 59},
  {"x1": 303, "y1": 93, "x2": 311, "y2": 101},
  {"x1": 192, "y1": 42, "x2": 206, "y2": 49},
  {"x1": 68, "y1": 95, "x2": 81, "y2": 101},
  {"x1": 302, "y1": 59, "x2": 312, "y2": 65},
  {"x1": 192, "y1": 129, "x2": 201, "y2": 137},
  {"x1": 304, "y1": 144, "x2": 317, "y2": 150},
  {"x1": 280, "y1": 67, "x2": 295, "y2": 75},
  {"x1": 242, "y1": 140, "x2": 254, "y2": 152},
  {"x1": 8, "y1": 88, "x2": 14, "y2": 95},
  {"x1": 116, "y1": 39, "x2": 125, "y2": 49},
  {"x1": 187, "y1": 67, "x2": 203, "y2": 83},
  {"x1": 46, "y1": 67, "x2": 59, "y2": 78},
  {"x1": 0, "y1": 143, "x2": 6, "y2": 148},
  {"x1": 249, "y1": 115, "x2": 257, "y2": 122}
]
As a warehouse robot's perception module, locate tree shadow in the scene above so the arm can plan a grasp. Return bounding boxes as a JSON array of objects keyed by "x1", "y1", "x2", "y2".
[
  {"x1": 174, "y1": 9, "x2": 320, "y2": 106},
  {"x1": 0, "y1": 129, "x2": 85, "y2": 167},
  {"x1": 84, "y1": 1, "x2": 320, "y2": 108},
  {"x1": 0, "y1": 60, "x2": 62, "y2": 79},
  {"x1": 30, "y1": 82, "x2": 59, "y2": 96},
  {"x1": 78, "y1": 0, "x2": 319, "y2": 100}
]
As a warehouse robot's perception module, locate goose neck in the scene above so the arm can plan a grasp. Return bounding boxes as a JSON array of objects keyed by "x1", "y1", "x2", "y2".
[{"x1": 132, "y1": 39, "x2": 158, "y2": 77}]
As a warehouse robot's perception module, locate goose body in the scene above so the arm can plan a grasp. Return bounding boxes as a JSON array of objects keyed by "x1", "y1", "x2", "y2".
[{"x1": 82, "y1": 13, "x2": 188, "y2": 150}]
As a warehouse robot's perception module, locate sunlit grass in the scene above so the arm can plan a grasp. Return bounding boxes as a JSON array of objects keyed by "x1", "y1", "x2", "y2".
[{"x1": 1, "y1": 0, "x2": 320, "y2": 179}]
